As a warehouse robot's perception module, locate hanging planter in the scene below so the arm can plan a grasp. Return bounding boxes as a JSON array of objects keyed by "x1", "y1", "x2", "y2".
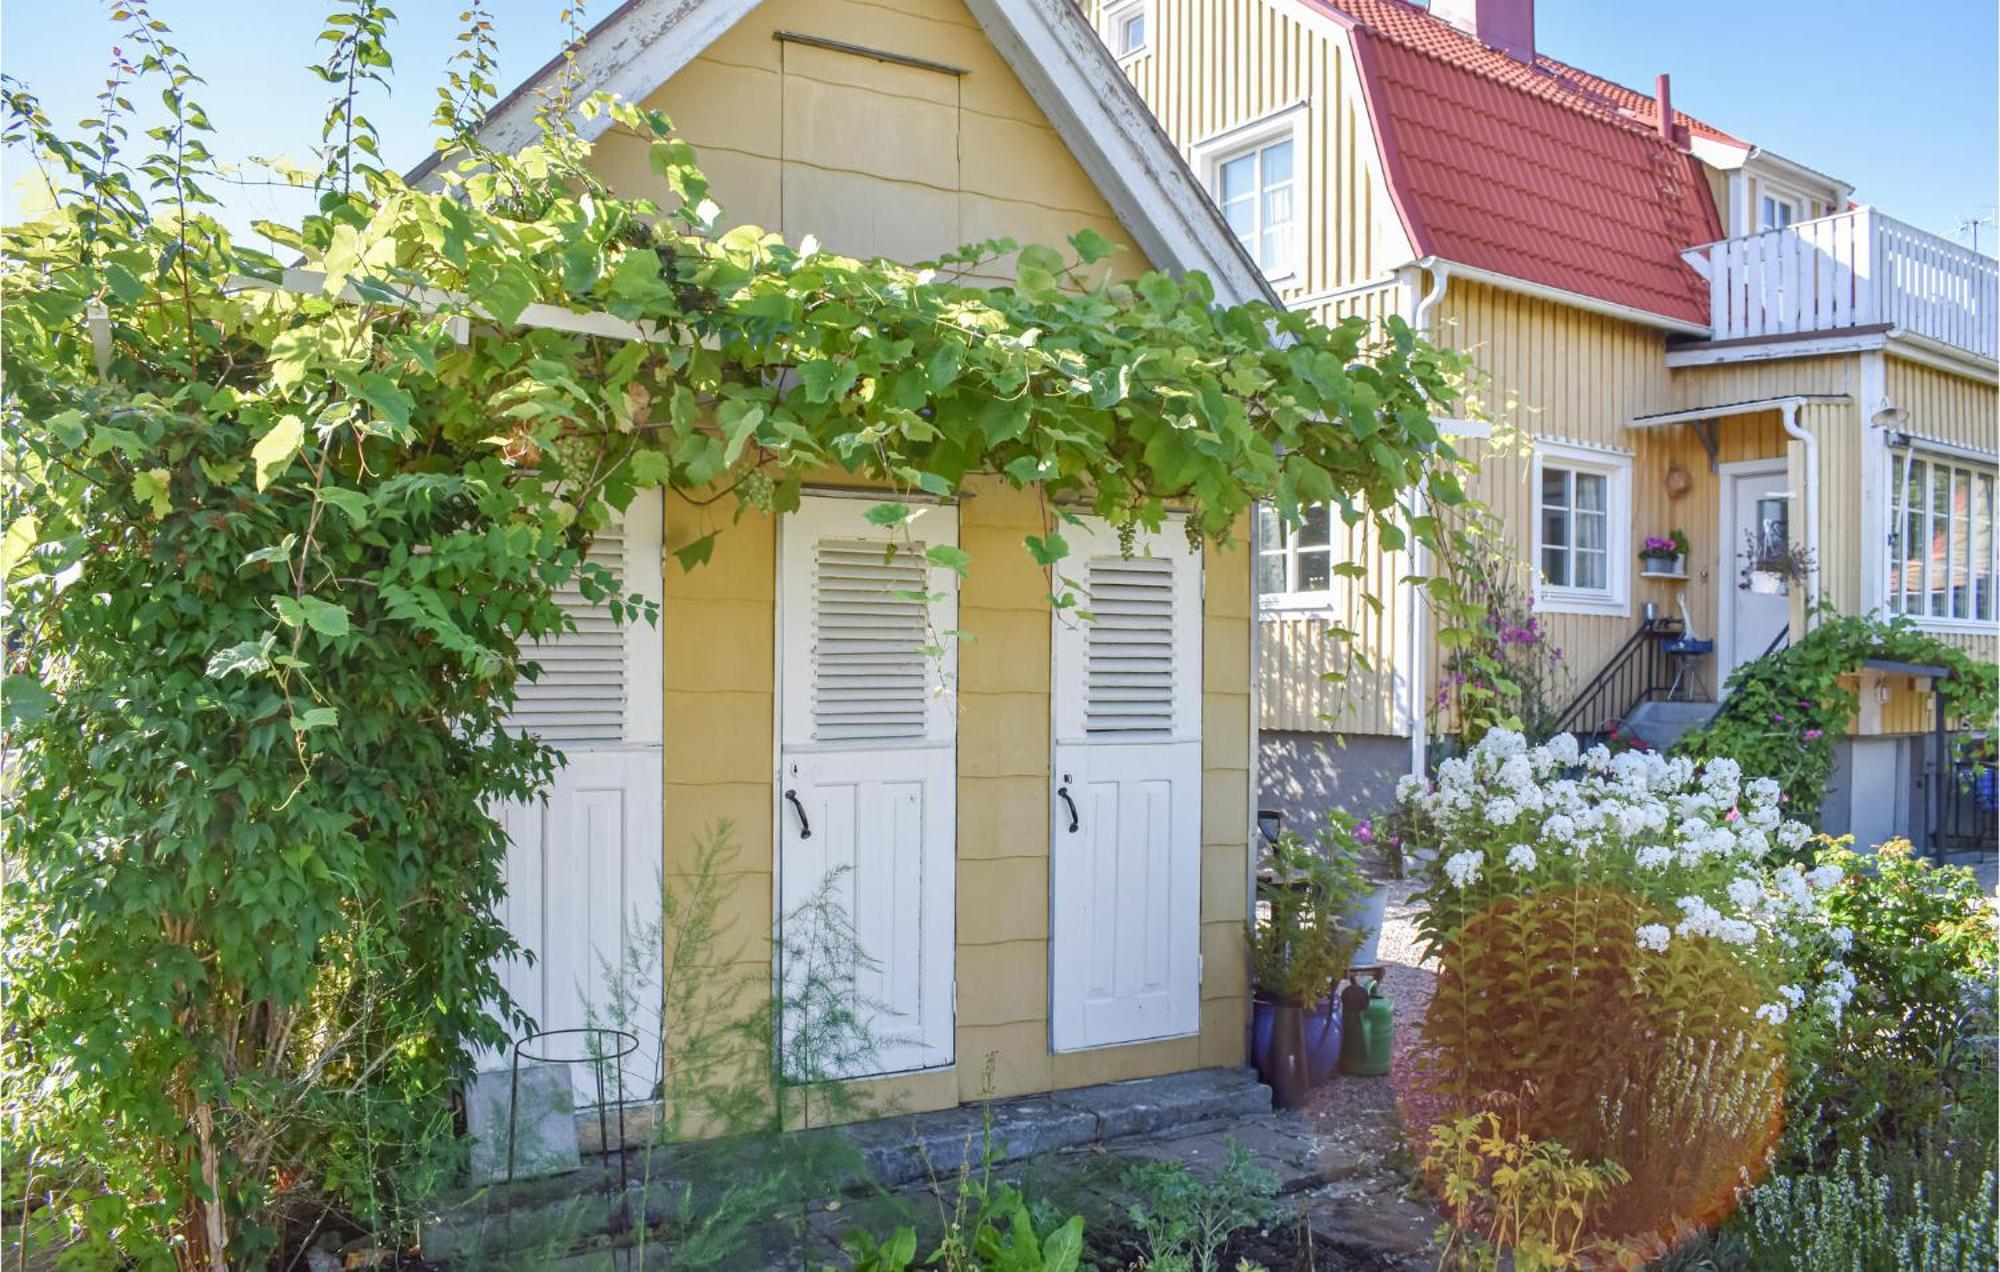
[{"x1": 1738, "y1": 531, "x2": 1815, "y2": 595}]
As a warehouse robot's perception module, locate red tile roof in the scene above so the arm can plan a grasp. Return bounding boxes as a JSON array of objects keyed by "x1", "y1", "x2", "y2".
[{"x1": 1310, "y1": 0, "x2": 1729, "y2": 325}]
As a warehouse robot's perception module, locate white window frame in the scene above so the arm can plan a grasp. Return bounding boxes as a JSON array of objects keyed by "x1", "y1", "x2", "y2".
[
  {"x1": 1758, "y1": 181, "x2": 1808, "y2": 231},
  {"x1": 1255, "y1": 502, "x2": 1340, "y2": 614},
  {"x1": 1530, "y1": 439, "x2": 1632, "y2": 618},
  {"x1": 1886, "y1": 440, "x2": 1998, "y2": 633},
  {"x1": 1192, "y1": 104, "x2": 1307, "y2": 284},
  {"x1": 1103, "y1": 0, "x2": 1149, "y2": 61}
]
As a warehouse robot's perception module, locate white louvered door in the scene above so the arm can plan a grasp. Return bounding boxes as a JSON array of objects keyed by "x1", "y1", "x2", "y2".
[
  {"x1": 1049, "y1": 517, "x2": 1202, "y2": 1052},
  {"x1": 493, "y1": 492, "x2": 664, "y2": 1100},
  {"x1": 777, "y1": 495, "x2": 957, "y2": 1078}
]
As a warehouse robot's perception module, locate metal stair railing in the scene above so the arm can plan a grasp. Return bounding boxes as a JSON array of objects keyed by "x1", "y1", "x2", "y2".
[{"x1": 1551, "y1": 618, "x2": 1684, "y2": 740}]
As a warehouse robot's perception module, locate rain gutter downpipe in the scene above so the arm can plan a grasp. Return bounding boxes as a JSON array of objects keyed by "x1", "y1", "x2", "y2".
[{"x1": 1407, "y1": 260, "x2": 1453, "y2": 781}]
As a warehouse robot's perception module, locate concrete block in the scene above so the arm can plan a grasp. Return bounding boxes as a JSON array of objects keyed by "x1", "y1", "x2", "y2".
[{"x1": 466, "y1": 1064, "x2": 582, "y2": 1185}]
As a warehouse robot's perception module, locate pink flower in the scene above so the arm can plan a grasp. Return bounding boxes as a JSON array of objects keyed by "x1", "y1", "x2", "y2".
[{"x1": 1804, "y1": 727, "x2": 1824, "y2": 741}]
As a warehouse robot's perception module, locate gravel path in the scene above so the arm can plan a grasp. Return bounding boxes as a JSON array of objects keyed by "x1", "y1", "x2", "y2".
[{"x1": 1304, "y1": 875, "x2": 1446, "y2": 1166}]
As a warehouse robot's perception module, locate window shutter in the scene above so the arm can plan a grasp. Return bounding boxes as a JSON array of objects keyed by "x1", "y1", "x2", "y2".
[
  {"x1": 510, "y1": 530, "x2": 628, "y2": 745},
  {"x1": 1083, "y1": 556, "x2": 1177, "y2": 734},
  {"x1": 812, "y1": 540, "x2": 930, "y2": 743}
]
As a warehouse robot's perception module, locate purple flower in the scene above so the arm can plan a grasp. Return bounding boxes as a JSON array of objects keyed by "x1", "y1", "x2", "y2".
[
  {"x1": 1354, "y1": 820, "x2": 1374, "y2": 844},
  {"x1": 1773, "y1": 712, "x2": 1785, "y2": 723},
  {"x1": 1643, "y1": 536, "x2": 1678, "y2": 553},
  {"x1": 1804, "y1": 727, "x2": 1824, "y2": 741}
]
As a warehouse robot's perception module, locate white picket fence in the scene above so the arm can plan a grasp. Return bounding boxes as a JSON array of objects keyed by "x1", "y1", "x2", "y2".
[{"x1": 1682, "y1": 207, "x2": 1999, "y2": 361}]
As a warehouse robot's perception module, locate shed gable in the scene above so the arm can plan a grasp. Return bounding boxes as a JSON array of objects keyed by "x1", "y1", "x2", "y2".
[{"x1": 589, "y1": 0, "x2": 1153, "y2": 281}]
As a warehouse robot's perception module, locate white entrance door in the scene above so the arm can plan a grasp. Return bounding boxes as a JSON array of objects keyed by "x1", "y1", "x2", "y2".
[
  {"x1": 1049, "y1": 517, "x2": 1203, "y2": 1052},
  {"x1": 777, "y1": 495, "x2": 957, "y2": 1078},
  {"x1": 495, "y1": 492, "x2": 665, "y2": 1099},
  {"x1": 1721, "y1": 461, "x2": 1793, "y2": 678}
]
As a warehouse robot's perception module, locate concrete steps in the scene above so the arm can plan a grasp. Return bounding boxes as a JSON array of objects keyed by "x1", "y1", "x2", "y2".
[
  {"x1": 425, "y1": 1067, "x2": 1274, "y2": 1265},
  {"x1": 1622, "y1": 699, "x2": 1720, "y2": 751}
]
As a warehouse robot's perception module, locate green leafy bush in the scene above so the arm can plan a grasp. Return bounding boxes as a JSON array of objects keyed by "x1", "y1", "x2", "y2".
[
  {"x1": 1784, "y1": 836, "x2": 1998, "y2": 1164},
  {"x1": 1675, "y1": 612, "x2": 1997, "y2": 822}
]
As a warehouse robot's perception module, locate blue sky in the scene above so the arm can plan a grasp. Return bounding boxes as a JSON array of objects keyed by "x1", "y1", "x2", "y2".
[{"x1": 4, "y1": 0, "x2": 1994, "y2": 248}]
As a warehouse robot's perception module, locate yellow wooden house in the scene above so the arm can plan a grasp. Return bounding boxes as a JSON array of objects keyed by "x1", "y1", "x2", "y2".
[
  {"x1": 419, "y1": 0, "x2": 1287, "y2": 1121},
  {"x1": 1088, "y1": 0, "x2": 1998, "y2": 846}
]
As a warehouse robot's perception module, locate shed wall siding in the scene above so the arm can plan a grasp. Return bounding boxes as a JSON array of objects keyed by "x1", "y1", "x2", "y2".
[{"x1": 593, "y1": 0, "x2": 1254, "y2": 1118}]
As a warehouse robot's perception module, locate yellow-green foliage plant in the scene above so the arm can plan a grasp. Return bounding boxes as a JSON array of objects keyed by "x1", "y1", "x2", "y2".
[
  {"x1": 1424, "y1": 1109, "x2": 1630, "y2": 1272},
  {"x1": 0, "y1": 1, "x2": 1481, "y2": 1262}
]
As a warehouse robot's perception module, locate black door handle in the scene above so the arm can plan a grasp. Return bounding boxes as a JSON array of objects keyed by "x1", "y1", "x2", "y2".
[
  {"x1": 785, "y1": 788, "x2": 811, "y2": 839},
  {"x1": 1057, "y1": 783, "x2": 1079, "y2": 834}
]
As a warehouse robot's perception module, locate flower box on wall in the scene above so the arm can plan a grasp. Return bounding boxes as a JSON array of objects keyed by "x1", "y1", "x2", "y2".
[{"x1": 1639, "y1": 554, "x2": 1686, "y2": 579}]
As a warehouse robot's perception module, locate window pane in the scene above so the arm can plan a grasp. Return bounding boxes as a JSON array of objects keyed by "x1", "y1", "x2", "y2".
[
  {"x1": 1932, "y1": 463, "x2": 1952, "y2": 617},
  {"x1": 1576, "y1": 508, "x2": 1607, "y2": 552},
  {"x1": 1952, "y1": 469, "x2": 1973, "y2": 619},
  {"x1": 1542, "y1": 544, "x2": 1569, "y2": 588},
  {"x1": 1222, "y1": 195, "x2": 1254, "y2": 238},
  {"x1": 1575, "y1": 549, "x2": 1607, "y2": 592},
  {"x1": 1296, "y1": 548, "x2": 1331, "y2": 593},
  {"x1": 1219, "y1": 154, "x2": 1255, "y2": 205},
  {"x1": 1297, "y1": 504, "x2": 1330, "y2": 548},
  {"x1": 1979, "y1": 473, "x2": 1995, "y2": 622},
  {"x1": 1257, "y1": 552, "x2": 1285, "y2": 595},
  {"x1": 1888, "y1": 452, "x2": 1906, "y2": 610},
  {"x1": 1540, "y1": 466, "x2": 1570, "y2": 512},
  {"x1": 1261, "y1": 188, "x2": 1294, "y2": 269},
  {"x1": 1262, "y1": 139, "x2": 1293, "y2": 185},
  {"x1": 1904, "y1": 459, "x2": 1927, "y2": 614},
  {"x1": 1541, "y1": 505, "x2": 1569, "y2": 549},
  {"x1": 1120, "y1": 11, "x2": 1145, "y2": 51},
  {"x1": 1255, "y1": 502, "x2": 1281, "y2": 547},
  {"x1": 1575, "y1": 471, "x2": 1607, "y2": 513}
]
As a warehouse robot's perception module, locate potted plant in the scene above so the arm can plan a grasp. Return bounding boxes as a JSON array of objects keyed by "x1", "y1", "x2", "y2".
[
  {"x1": 1739, "y1": 530, "x2": 1814, "y2": 595},
  {"x1": 1638, "y1": 531, "x2": 1689, "y2": 578},
  {"x1": 1249, "y1": 824, "x2": 1368, "y2": 1107}
]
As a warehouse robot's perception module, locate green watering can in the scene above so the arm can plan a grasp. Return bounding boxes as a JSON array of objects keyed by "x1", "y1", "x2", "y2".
[{"x1": 1337, "y1": 974, "x2": 1394, "y2": 1078}]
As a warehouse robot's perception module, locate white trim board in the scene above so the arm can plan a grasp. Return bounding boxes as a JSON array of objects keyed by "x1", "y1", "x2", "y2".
[{"x1": 408, "y1": 0, "x2": 1277, "y2": 309}]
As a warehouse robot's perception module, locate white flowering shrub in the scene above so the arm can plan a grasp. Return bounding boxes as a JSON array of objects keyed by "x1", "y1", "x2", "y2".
[
  {"x1": 1403, "y1": 729, "x2": 1856, "y2": 1240},
  {"x1": 1408, "y1": 728, "x2": 1850, "y2": 1028}
]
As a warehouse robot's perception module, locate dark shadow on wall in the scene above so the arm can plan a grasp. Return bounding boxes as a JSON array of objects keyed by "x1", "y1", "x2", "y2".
[{"x1": 1258, "y1": 730, "x2": 1410, "y2": 828}]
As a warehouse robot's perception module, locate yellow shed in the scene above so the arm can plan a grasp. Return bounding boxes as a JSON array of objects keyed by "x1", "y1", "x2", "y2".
[{"x1": 423, "y1": 0, "x2": 1275, "y2": 1122}]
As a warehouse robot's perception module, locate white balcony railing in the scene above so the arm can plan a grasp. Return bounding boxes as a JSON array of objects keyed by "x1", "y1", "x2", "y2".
[{"x1": 1682, "y1": 207, "x2": 1999, "y2": 362}]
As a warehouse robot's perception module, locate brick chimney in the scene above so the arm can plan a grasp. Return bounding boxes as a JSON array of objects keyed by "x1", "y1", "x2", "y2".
[{"x1": 1430, "y1": 0, "x2": 1535, "y2": 63}]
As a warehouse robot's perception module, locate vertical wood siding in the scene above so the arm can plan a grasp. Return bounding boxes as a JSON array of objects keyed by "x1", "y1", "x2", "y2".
[
  {"x1": 1886, "y1": 355, "x2": 2000, "y2": 453},
  {"x1": 1088, "y1": 0, "x2": 1409, "y2": 301},
  {"x1": 1420, "y1": 282, "x2": 1678, "y2": 716}
]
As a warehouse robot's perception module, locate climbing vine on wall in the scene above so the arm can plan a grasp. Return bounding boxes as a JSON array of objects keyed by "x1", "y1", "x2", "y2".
[{"x1": 0, "y1": 4, "x2": 1475, "y2": 1263}]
